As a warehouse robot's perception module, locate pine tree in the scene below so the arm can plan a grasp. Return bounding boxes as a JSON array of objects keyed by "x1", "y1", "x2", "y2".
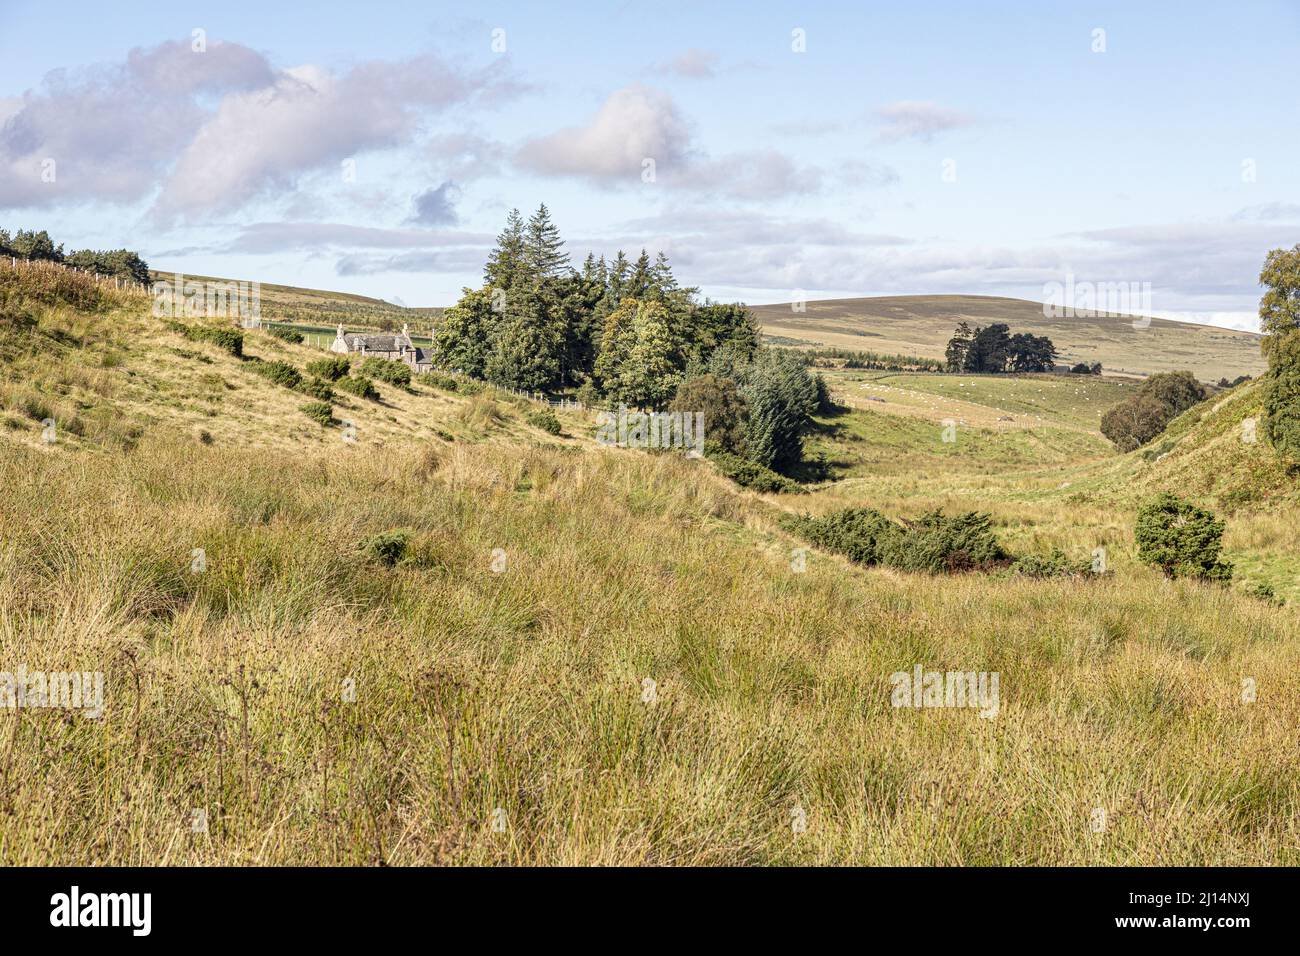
[
  {"x1": 525, "y1": 203, "x2": 568, "y2": 280},
  {"x1": 485, "y1": 286, "x2": 563, "y2": 391},
  {"x1": 630, "y1": 249, "x2": 651, "y2": 298},
  {"x1": 649, "y1": 251, "x2": 678, "y2": 299},
  {"x1": 609, "y1": 251, "x2": 630, "y2": 301},
  {"x1": 945, "y1": 322, "x2": 974, "y2": 372},
  {"x1": 484, "y1": 209, "x2": 526, "y2": 290}
]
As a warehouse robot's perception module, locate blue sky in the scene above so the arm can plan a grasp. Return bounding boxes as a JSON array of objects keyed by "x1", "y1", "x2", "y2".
[{"x1": 1, "y1": 0, "x2": 1297, "y2": 328}]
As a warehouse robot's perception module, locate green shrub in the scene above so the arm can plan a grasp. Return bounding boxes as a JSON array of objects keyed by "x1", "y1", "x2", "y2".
[
  {"x1": 358, "y1": 356, "x2": 412, "y2": 387},
  {"x1": 457, "y1": 379, "x2": 485, "y2": 396},
  {"x1": 363, "y1": 529, "x2": 411, "y2": 567},
  {"x1": 709, "y1": 449, "x2": 805, "y2": 494},
  {"x1": 879, "y1": 510, "x2": 1008, "y2": 573},
  {"x1": 306, "y1": 356, "x2": 351, "y2": 381},
  {"x1": 790, "y1": 507, "x2": 896, "y2": 564},
  {"x1": 268, "y1": 325, "x2": 304, "y2": 344},
  {"x1": 298, "y1": 378, "x2": 334, "y2": 401},
  {"x1": 336, "y1": 375, "x2": 379, "y2": 400},
  {"x1": 1009, "y1": 549, "x2": 1093, "y2": 578},
  {"x1": 300, "y1": 401, "x2": 333, "y2": 427},
  {"x1": 249, "y1": 359, "x2": 302, "y2": 390},
  {"x1": 790, "y1": 507, "x2": 1008, "y2": 574},
  {"x1": 1134, "y1": 492, "x2": 1232, "y2": 582},
  {"x1": 166, "y1": 321, "x2": 244, "y2": 357},
  {"x1": 417, "y1": 371, "x2": 459, "y2": 392},
  {"x1": 1245, "y1": 580, "x2": 1284, "y2": 606},
  {"x1": 527, "y1": 409, "x2": 562, "y2": 435}
]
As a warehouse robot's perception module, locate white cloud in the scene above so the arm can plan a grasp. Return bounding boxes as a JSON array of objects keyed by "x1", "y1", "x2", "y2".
[
  {"x1": 1231, "y1": 202, "x2": 1300, "y2": 222},
  {"x1": 515, "y1": 85, "x2": 842, "y2": 201},
  {"x1": 651, "y1": 49, "x2": 720, "y2": 79},
  {"x1": 0, "y1": 39, "x2": 518, "y2": 219},
  {"x1": 874, "y1": 100, "x2": 974, "y2": 142},
  {"x1": 154, "y1": 55, "x2": 512, "y2": 222},
  {"x1": 425, "y1": 132, "x2": 504, "y2": 182},
  {"x1": 0, "y1": 40, "x2": 270, "y2": 208},
  {"x1": 515, "y1": 84, "x2": 691, "y2": 183}
]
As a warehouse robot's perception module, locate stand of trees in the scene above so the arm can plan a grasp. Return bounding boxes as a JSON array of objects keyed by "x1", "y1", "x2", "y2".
[
  {"x1": 944, "y1": 321, "x2": 1058, "y2": 373},
  {"x1": 1100, "y1": 370, "x2": 1206, "y2": 451},
  {"x1": 431, "y1": 205, "x2": 822, "y2": 477},
  {"x1": 0, "y1": 228, "x2": 150, "y2": 285}
]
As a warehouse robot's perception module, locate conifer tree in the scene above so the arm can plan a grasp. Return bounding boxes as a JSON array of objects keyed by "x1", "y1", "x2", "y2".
[
  {"x1": 484, "y1": 209, "x2": 526, "y2": 290},
  {"x1": 525, "y1": 203, "x2": 568, "y2": 280},
  {"x1": 630, "y1": 249, "x2": 652, "y2": 298},
  {"x1": 649, "y1": 251, "x2": 678, "y2": 299},
  {"x1": 609, "y1": 251, "x2": 630, "y2": 301}
]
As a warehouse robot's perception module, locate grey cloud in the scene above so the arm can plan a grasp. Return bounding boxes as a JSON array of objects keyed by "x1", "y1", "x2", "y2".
[
  {"x1": 409, "y1": 181, "x2": 460, "y2": 226},
  {"x1": 336, "y1": 248, "x2": 486, "y2": 276}
]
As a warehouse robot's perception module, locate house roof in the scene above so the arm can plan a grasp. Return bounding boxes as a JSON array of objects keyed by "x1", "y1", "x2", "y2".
[{"x1": 343, "y1": 333, "x2": 407, "y2": 351}]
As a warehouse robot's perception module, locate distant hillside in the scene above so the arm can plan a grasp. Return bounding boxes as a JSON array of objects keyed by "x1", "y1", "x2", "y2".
[
  {"x1": 148, "y1": 270, "x2": 442, "y2": 334},
  {"x1": 750, "y1": 294, "x2": 1265, "y2": 382}
]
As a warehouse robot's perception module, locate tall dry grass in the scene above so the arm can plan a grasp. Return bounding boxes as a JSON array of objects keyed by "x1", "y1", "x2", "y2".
[{"x1": 0, "y1": 433, "x2": 1295, "y2": 865}]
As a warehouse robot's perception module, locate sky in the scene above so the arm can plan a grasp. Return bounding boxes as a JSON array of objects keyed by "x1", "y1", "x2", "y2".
[{"x1": 1, "y1": 0, "x2": 1297, "y2": 329}]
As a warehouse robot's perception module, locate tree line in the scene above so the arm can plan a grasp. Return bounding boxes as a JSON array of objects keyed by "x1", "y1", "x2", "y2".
[
  {"x1": 944, "y1": 321, "x2": 1059, "y2": 373},
  {"x1": 0, "y1": 228, "x2": 151, "y2": 285},
  {"x1": 430, "y1": 205, "x2": 825, "y2": 478}
]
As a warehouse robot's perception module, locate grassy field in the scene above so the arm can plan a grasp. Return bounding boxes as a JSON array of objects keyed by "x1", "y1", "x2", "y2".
[
  {"x1": 1, "y1": 266, "x2": 1296, "y2": 865},
  {"x1": 751, "y1": 294, "x2": 1267, "y2": 382}
]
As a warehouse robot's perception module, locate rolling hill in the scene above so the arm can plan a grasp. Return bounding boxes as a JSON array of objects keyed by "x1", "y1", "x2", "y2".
[
  {"x1": 750, "y1": 294, "x2": 1266, "y2": 382},
  {"x1": 149, "y1": 270, "x2": 442, "y2": 342}
]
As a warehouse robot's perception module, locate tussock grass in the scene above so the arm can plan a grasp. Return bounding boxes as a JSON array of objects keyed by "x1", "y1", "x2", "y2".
[{"x1": 0, "y1": 433, "x2": 1294, "y2": 865}]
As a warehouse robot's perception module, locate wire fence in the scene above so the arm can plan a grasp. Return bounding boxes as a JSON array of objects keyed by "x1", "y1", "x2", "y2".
[
  {"x1": 490, "y1": 384, "x2": 587, "y2": 411},
  {"x1": 0, "y1": 255, "x2": 152, "y2": 294}
]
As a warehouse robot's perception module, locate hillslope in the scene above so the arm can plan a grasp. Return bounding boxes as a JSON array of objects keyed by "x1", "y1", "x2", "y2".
[
  {"x1": 751, "y1": 294, "x2": 1266, "y2": 382},
  {"x1": 0, "y1": 268, "x2": 1295, "y2": 865}
]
